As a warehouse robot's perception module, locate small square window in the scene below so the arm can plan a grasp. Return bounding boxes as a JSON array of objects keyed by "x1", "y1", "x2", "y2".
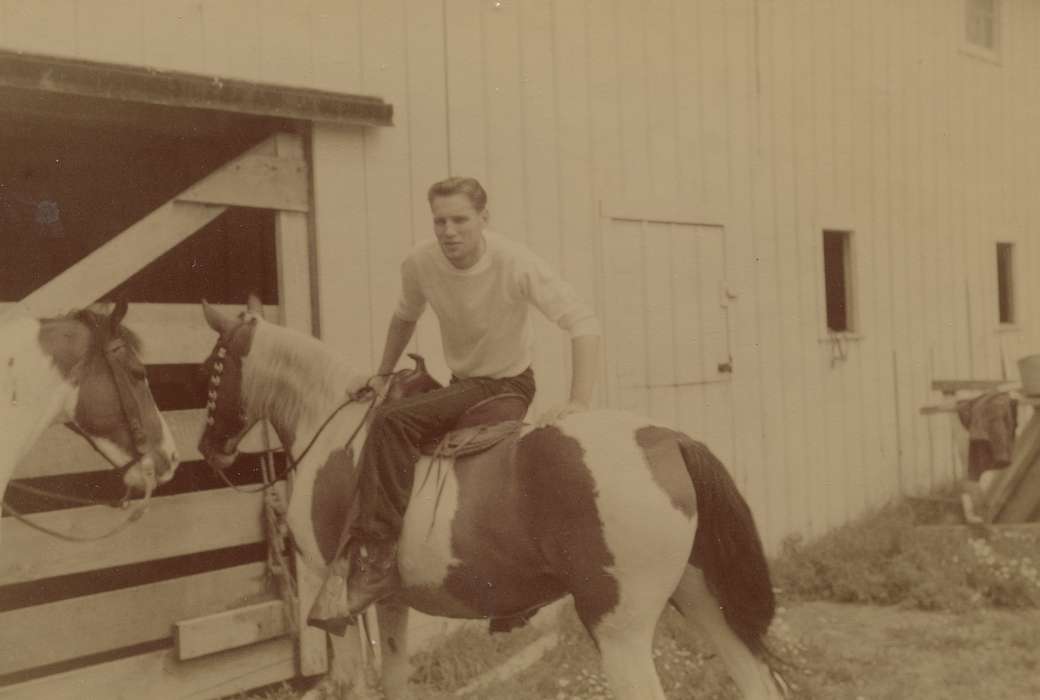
[
  {"x1": 966, "y1": 0, "x2": 999, "y2": 52},
  {"x1": 823, "y1": 230, "x2": 854, "y2": 333},
  {"x1": 997, "y1": 242, "x2": 1015, "y2": 324}
]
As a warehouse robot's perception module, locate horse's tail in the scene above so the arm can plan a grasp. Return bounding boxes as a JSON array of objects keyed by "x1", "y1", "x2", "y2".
[{"x1": 678, "y1": 438, "x2": 775, "y2": 657}]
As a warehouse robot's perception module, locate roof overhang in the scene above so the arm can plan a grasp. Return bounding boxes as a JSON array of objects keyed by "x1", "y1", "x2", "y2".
[{"x1": 0, "y1": 49, "x2": 393, "y2": 127}]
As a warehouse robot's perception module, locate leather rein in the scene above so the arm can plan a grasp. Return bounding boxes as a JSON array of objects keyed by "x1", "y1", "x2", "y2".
[{"x1": 2, "y1": 335, "x2": 158, "y2": 541}]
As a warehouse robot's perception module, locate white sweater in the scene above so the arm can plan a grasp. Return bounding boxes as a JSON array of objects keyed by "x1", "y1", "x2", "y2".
[{"x1": 394, "y1": 231, "x2": 600, "y2": 379}]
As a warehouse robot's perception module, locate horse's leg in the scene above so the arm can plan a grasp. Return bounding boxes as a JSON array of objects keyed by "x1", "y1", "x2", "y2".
[
  {"x1": 671, "y1": 564, "x2": 784, "y2": 699},
  {"x1": 569, "y1": 533, "x2": 688, "y2": 700},
  {"x1": 300, "y1": 572, "x2": 381, "y2": 700},
  {"x1": 586, "y1": 617, "x2": 665, "y2": 700},
  {"x1": 375, "y1": 600, "x2": 413, "y2": 700}
]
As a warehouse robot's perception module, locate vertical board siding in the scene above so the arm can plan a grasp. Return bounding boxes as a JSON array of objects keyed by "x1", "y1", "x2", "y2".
[
  {"x1": 520, "y1": 0, "x2": 567, "y2": 416},
  {"x1": 359, "y1": 0, "x2": 414, "y2": 369},
  {"x1": 405, "y1": 0, "x2": 452, "y2": 380},
  {"x1": 444, "y1": 0, "x2": 487, "y2": 179},
  {"x1": 3, "y1": 0, "x2": 1040, "y2": 553}
]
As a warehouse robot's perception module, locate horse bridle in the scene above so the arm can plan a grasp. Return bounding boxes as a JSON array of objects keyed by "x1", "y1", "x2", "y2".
[
  {"x1": 2, "y1": 323, "x2": 159, "y2": 541},
  {"x1": 202, "y1": 316, "x2": 391, "y2": 490},
  {"x1": 66, "y1": 335, "x2": 155, "y2": 483}
]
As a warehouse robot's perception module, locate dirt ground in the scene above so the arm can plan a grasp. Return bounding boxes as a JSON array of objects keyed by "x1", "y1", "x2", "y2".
[{"x1": 404, "y1": 599, "x2": 1040, "y2": 700}]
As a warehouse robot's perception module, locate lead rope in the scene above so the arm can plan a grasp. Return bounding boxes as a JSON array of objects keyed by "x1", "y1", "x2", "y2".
[
  {"x1": 1, "y1": 467, "x2": 154, "y2": 542},
  {"x1": 260, "y1": 417, "x2": 299, "y2": 635},
  {"x1": 0, "y1": 422, "x2": 155, "y2": 541},
  {"x1": 255, "y1": 381, "x2": 386, "y2": 638}
]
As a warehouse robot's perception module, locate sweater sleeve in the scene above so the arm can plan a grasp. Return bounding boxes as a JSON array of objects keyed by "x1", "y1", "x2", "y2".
[
  {"x1": 393, "y1": 254, "x2": 427, "y2": 322},
  {"x1": 517, "y1": 249, "x2": 601, "y2": 338}
]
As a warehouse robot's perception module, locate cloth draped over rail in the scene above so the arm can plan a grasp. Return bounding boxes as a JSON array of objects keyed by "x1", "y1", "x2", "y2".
[{"x1": 956, "y1": 391, "x2": 1018, "y2": 482}]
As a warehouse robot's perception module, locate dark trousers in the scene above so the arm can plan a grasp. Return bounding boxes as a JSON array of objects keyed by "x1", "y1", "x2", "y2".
[{"x1": 352, "y1": 367, "x2": 535, "y2": 541}]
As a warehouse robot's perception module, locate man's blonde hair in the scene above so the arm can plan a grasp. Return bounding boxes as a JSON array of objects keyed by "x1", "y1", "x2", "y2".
[{"x1": 427, "y1": 176, "x2": 488, "y2": 212}]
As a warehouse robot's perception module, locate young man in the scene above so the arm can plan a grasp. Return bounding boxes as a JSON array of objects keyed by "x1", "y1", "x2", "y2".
[{"x1": 337, "y1": 176, "x2": 601, "y2": 618}]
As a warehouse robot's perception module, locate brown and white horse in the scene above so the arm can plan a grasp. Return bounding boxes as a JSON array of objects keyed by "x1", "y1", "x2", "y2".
[
  {"x1": 197, "y1": 303, "x2": 788, "y2": 700},
  {"x1": 0, "y1": 302, "x2": 179, "y2": 540}
]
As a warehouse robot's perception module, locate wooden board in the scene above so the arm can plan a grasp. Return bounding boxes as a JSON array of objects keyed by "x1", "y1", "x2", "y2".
[
  {"x1": 178, "y1": 154, "x2": 309, "y2": 212},
  {"x1": 0, "y1": 563, "x2": 272, "y2": 677},
  {"x1": 20, "y1": 199, "x2": 225, "y2": 318},
  {"x1": 0, "y1": 636, "x2": 294, "y2": 700},
  {"x1": 175, "y1": 599, "x2": 288, "y2": 661},
  {"x1": 988, "y1": 413, "x2": 1040, "y2": 522},
  {"x1": 0, "y1": 487, "x2": 266, "y2": 585},
  {"x1": 19, "y1": 135, "x2": 296, "y2": 318},
  {"x1": 273, "y1": 134, "x2": 314, "y2": 336},
  {"x1": 14, "y1": 409, "x2": 283, "y2": 481}
]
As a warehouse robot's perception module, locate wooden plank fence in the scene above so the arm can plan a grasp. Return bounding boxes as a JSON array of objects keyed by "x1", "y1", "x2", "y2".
[{"x1": 0, "y1": 133, "x2": 326, "y2": 698}]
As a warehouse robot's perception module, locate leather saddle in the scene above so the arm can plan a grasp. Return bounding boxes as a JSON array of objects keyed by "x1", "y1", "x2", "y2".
[{"x1": 391, "y1": 354, "x2": 529, "y2": 459}]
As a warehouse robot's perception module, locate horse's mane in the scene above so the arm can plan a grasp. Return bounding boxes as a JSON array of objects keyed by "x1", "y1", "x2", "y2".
[
  {"x1": 242, "y1": 319, "x2": 369, "y2": 429},
  {"x1": 69, "y1": 308, "x2": 144, "y2": 354}
]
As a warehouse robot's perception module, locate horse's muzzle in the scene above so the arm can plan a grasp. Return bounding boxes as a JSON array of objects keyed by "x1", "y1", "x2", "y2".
[
  {"x1": 123, "y1": 448, "x2": 177, "y2": 493},
  {"x1": 203, "y1": 447, "x2": 238, "y2": 472}
]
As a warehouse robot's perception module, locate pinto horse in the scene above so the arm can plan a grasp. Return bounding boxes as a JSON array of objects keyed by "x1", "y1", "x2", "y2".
[
  {"x1": 0, "y1": 302, "x2": 179, "y2": 540},
  {"x1": 197, "y1": 302, "x2": 787, "y2": 700}
]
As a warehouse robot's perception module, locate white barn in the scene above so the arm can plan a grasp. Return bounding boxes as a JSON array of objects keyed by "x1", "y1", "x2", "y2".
[{"x1": 1, "y1": 0, "x2": 1038, "y2": 696}]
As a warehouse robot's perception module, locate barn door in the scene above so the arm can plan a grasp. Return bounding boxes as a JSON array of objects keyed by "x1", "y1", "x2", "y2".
[{"x1": 599, "y1": 210, "x2": 735, "y2": 464}]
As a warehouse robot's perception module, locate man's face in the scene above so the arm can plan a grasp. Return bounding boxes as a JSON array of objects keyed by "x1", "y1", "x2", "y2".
[{"x1": 431, "y1": 193, "x2": 488, "y2": 269}]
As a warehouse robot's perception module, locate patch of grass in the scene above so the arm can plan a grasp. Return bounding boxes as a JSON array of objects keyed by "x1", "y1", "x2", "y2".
[
  {"x1": 409, "y1": 620, "x2": 542, "y2": 693},
  {"x1": 770, "y1": 495, "x2": 1040, "y2": 611}
]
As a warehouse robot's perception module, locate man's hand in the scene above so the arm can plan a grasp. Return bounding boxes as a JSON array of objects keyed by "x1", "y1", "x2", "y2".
[{"x1": 536, "y1": 400, "x2": 590, "y2": 426}]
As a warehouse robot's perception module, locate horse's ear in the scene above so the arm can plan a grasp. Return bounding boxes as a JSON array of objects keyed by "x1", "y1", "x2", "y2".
[
  {"x1": 109, "y1": 299, "x2": 129, "y2": 329},
  {"x1": 246, "y1": 293, "x2": 263, "y2": 317},
  {"x1": 202, "y1": 299, "x2": 235, "y2": 336}
]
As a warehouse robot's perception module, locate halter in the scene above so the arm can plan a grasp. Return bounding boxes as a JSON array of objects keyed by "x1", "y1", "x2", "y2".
[{"x1": 2, "y1": 321, "x2": 159, "y2": 540}]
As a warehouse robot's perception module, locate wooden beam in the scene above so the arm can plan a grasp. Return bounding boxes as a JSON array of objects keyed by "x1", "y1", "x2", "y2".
[
  {"x1": 0, "y1": 637, "x2": 294, "y2": 700},
  {"x1": 178, "y1": 155, "x2": 309, "y2": 212},
  {"x1": 0, "y1": 49, "x2": 392, "y2": 127},
  {"x1": 273, "y1": 134, "x2": 315, "y2": 336},
  {"x1": 175, "y1": 600, "x2": 289, "y2": 661},
  {"x1": 20, "y1": 200, "x2": 225, "y2": 317},
  {"x1": 19, "y1": 135, "x2": 307, "y2": 317},
  {"x1": 0, "y1": 487, "x2": 266, "y2": 586},
  {"x1": 931, "y1": 379, "x2": 1013, "y2": 394},
  {"x1": 0, "y1": 84, "x2": 291, "y2": 139},
  {"x1": 270, "y1": 133, "x2": 326, "y2": 674},
  {"x1": 987, "y1": 413, "x2": 1040, "y2": 522},
  {"x1": 993, "y1": 452, "x2": 1040, "y2": 523},
  {"x1": 0, "y1": 563, "x2": 272, "y2": 677},
  {"x1": 20, "y1": 138, "x2": 272, "y2": 316}
]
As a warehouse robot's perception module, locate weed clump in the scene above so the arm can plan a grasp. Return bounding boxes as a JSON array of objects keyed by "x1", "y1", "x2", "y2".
[{"x1": 771, "y1": 499, "x2": 1040, "y2": 611}]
